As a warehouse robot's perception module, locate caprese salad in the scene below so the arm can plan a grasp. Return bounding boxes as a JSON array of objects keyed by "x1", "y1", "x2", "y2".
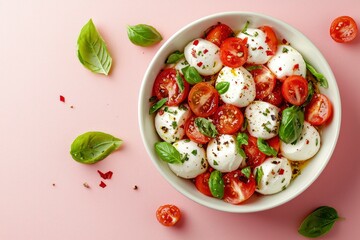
[{"x1": 149, "y1": 21, "x2": 333, "y2": 205}]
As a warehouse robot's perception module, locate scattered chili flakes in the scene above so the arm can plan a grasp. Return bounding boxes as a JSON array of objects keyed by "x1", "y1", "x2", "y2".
[
  {"x1": 52, "y1": 183, "x2": 56, "y2": 187},
  {"x1": 282, "y1": 38, "x2": 288, "y2": 44},
  {"x1": 60, "y1": 95, "x2": 65, "y2": 102},
  {"x1": 83, "y1": 182, "x2": 90, "y2": 188},
  {"x1": 133, "y1": 185, "x2": 138, "y2": 190},
  {"x1": 266, "y1": 50, "x2": 273, "y2": 56},
  {"x1": 99, "y1": 181, "x2": 107, "y2": 188},
  {"x1": 293, "y1": 64, "x2": 299, "y2": 71},
  {"x1": 97, "y1": 170, "x2": 113, "y2": 180},
  {"x1": 279, "y1": 168, "x2": 285, "y2": 175},
  {"x1": 193, "y1": 39, "x2": 199, "y2": 46},
  {"x1": 197, "y1": 62, "x2": 203, "y2": 67},
  {"x1": 203, "y1": 49, "x2": 209, "y2": 54}
]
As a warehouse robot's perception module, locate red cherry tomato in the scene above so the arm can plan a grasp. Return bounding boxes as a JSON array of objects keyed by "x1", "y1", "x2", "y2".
[
  {"x1": 267, "y1": 136, "x2": 280, "y2": 153},
  {"x1": 188, "y1": 82, "x2": 219, "y2": 117},
  {"x1": 152, "y1": 68, "x2": 190, "y2": 106},
  {"x1": 305, "y1": 93, "x2": 333, "y2": 126},
  {"x1": 330, "y1": 16, "x2": 358, "y2": 43},
  {"x1": 185, "y1": 115, "x2": 212, "y2": 144},
  {"x1": 212, "y1": 104, "x2": 243, "y2": 134},
  {"x1": 247, "y1": 64, "x2": 276, "y2": 99},
  {"x1": 156, "y1": 204, "x2": 181, "y2": 227},
  {"x1": 244, "y1": 135, "x2": 266, "y2": 169},
  {"x1": 223, "y1": 170, "x2": 256, "y2": 204},
  {"x1": 281, "y1": 75, "x2": 308, "y2": 106},
  {"x1": 262, "y1": 81, "x2": 284, "y2": 107},
  {"x1": 205, "y1": 23, "x2": 234, "y2": 47},
  {"x1": 195, "y1": 172, "x2": 212, "y2": 197},
  {"x1": 258, "y1": 26, "x2": 278, "y2": 55},
  {"x1": 220, "y1": 37, "x2": 248, "y2": 68}
]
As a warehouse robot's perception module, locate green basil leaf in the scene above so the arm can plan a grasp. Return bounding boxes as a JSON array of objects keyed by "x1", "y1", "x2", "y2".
[
  {"x1": 154, "y1": 142, "x2": 183, "y2": 164},
  {"x1": 241, "y1": 166, "x2": 251, "y2": 179},
  {"x1": 149, "y1": 98, "x2": 167, "y2": 114},
  {"x1": 77, "y1": 19, "x2": 112, "y2": 75},
  {"x1": 194, "y1": 117, "x2": 218, "y2": 138},
  {"x1": 257, "y1": 138, "x2": 278, "y2": 157},
  {"x1": 306, "y1": 61, "x2": 329, "y2": 89},
  {"x1": 127, "y1": 24, "x2": 162, "y2": 47},
  {"x1": 298, "y1": 206, "x2": 341, "y2": 238},
  {"x1": 215, "y1": 82, "x2": 230, "y2": 94},
  {"x1": 279, "y1": 106, "x2": 304, "y2": 144},
  {"x1": 182, "y1": 66, "x2": 203, "y2": 85},
  {"x1": 176, "y1": 70, "x2": 185, "y2": 92},
  {"x1": 255, "y1": 166, "x2": 264, "y2": 185},
  {"x1": 208, "y1": 170, "x2": 224, "y2": 199},
  {"x1": 241, "y1": 20, "x2": 250, "y2": 35},
  {"x1": 70, "y1": 131, "x2": 122, "y2": 164},
  {"x1": 236, "y1": 132, "x2": 248, "y2": 157},
  {"x1": 166, "y1": 51, "x2": 184, "y2": 64}
]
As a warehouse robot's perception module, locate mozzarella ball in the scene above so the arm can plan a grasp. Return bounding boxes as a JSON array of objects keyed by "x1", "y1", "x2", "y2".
[
  {"x1": 280, "y1": 121, "x2": 321, "y2": 161},
  {"x1": 254, "y1": 157, "x2": 292, "y2": 195},
  {"x1": 267, "y1": 45, "x2": 306, "y2": 80},
  {"x1": 155, "y1": 104, "x2": 191, "y2": 143},
  {"x1": 216, "y1": 66, "x2": 256, "y2": 107},
  {"x1": 168, "y1": 139, "x2": 208, "y2": 179},
  {"x1": 207, "y1": 134, "x2": 244, "y2": 172},
  {"x1": 245, "y1": 101, "x2": 280, "y2": 139}
]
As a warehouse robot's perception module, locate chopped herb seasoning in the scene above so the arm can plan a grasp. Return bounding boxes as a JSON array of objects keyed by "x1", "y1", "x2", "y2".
[
  {"x1": 213, "y1": 160, "x2": 219, "y2": 166},
  {"x1": 282, "y1": 47, "x2": 289, "y2": 53},
  {"x1": 262, "y1": 122, "x2": 272, "y2": 133},
  {"x1": 191, "y1": 149, "x2": 197, "y2": 156},
  {"x1": 316, "y1": 138, "x2": 319, "y2": 146},
  {"x1": 172, "y1": 121, "x2": 177, "y2": 129}
]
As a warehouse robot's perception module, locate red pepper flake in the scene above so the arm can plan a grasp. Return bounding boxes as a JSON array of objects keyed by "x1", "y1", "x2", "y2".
[
  {"x1": 158, "y1": 109, "x2": 164, "y2": 116},
  {"x1": 278, "y1": 168, "x2": 284, "y2": 175},
  {"x1": 83, "y1": 182, "x2": 90, "y2": 188},
  {"x1": 191, "y1": 48, "x2": 197, "y2": 58},
  {"x1": 258, "y1": 46, "x2": 264, "y2": 50},
  {"x1": 306, "y1": 139, "x2": 310, "y2": 144},
  {"x1": 52, "y1": 183, "x2": 56, "y2": 187},
  {"x1": 282, "y1": 38, "x2": 288, "y2": 44},
  {"x1": 60, "y1": 95, "x2": 65, "y2": 102},
  {"x1": 133, "y1": 185, "x2": 138, "y2": 190},
  {"x1": 197, "y1": 62, "x2": 203, "y2": 67},
  {"x1": 193, "y1": 39, "x2": 199, "y2": 46},
  {"x1": 293, "y1": 64, "x2": 299, "y2": 71},
  {"x1": 99, "y1": 181, "x2": 107, "y2": 188},
  {"x1": 97, "y1": 170, "x2": 113, "y2": 180},
  {"x1": 203, "y1": 49, "x2": 209, "y2": 54},
  {"x1": 279, "y1": 67, "x2": 282, "y2": 71},
  {"x1": 266, "y1": 50, "x2": 274, "y2": 56}
]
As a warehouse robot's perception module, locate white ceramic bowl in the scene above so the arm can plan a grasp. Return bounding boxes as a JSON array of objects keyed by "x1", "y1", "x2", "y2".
[{"x1": 138, "y1": 12, "x2": 341, "y2": 212}]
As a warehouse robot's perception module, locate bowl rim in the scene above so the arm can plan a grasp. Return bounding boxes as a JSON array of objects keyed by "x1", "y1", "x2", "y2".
[{"x1": 138, "y1": 11, "x2": 342, "y2": 213}]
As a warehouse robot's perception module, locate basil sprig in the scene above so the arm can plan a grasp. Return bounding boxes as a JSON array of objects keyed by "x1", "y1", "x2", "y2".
[
  {"x1": 279, "y1": 106, "x2": 304, "y2": 144},
  {"x1": 194, "y1": 117, "x2": 218, "y2": 138},
  {"x1": 70, "y1": 131, "x2": 122, "y2": 164},
  {"x1": 182, "y1": 66, "x2": 203, "y2": 85},
  {"x1": 298, "y1": 206, "x2": 341, "y2": 238},
  {"x1": 255, "y1": 166, "x2": 264, "y2": 185},
  {"x1": 127, "y1": 24, "x2": 162, "y2": 47},
  {"x1": 149, "y1": 98, "x2": 167, "y2": 114},
  {"x1": 176, "y1": 70, "x2": 185, "y2": 92},
  {"x1": 166, "y1": 51, "x2": 184, "y2": 64},
  {"x1": 257, "y1": 138, "x2": 278, "y2": 157},
  {"x1": 154, "y1": 142, "x2": 184, "y2": 164},
  {"x1": 305, "y1": 61, "x2": 329, "y2": 89},
  {"x1": 236, "y1": 132, "x2": 248, "y2": 158},
  {"x1": 77, "y1": 19, "x2": 112, "y2": 75},
  {"x1": 215, "y1": 82, "x2": 230, "y2": 94},
  {"x1": 208, "y1": 170, "x2": 224, "y2": 199}
]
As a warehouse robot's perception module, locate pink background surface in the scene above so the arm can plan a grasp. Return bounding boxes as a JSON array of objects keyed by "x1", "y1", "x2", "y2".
[{"x1": 1, "y1": 0, "x2": 359, "y2": 239}]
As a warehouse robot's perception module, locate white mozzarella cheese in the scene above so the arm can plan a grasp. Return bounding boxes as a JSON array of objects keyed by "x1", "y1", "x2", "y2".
[
  {"x1": 168, "y1": 139, "x2": 208, "y2": 179},
  {"x1": 216, "y1": 66, "x2": 256, "y2": 107},
  {"x1": 245, "y1": 101, "x2": 280, "y2": 139},
  {"x1": 155, "y1": 104, "x2": 191, "y2": 143},
  {"x1": 280, "y1": 121, "x2": 321, "y2": 161},
  {"x1": 254, "y1": 157, "x2": 292, "y2": 195},
  {"x1": 184, "y1": 38, "x2": 223, "y2": 76},
  {"x1": 267, "y1": 45, "x2": 306, "y2": 80},
  {"x1": 207, "y1": 134, "x2": 244, "y2": 172}
]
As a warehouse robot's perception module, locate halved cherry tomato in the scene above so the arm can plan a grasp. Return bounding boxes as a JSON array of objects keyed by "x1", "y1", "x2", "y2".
[
  {"x1": 188, "y1": 82, "x2": 219, "y2": 117},
  {"x1": 258, "y1": 26, "x2": 278, "y2": 55},
  {"x1": 262, "y1": 81, "x2": 283, "y2": 107},
  {"x1": 195, "y1": 172, "x2": 212, "y2": 197},
  {"x1": 153, "y1": 68, "x2": 190, "y2": 106},
  {"x1": 244, "y1": 135, "x2": 266, "y2": 168},
  {"x1": 185, "y1": 115, "x2": 212, "y2": 144},
  {"x1": 330, "y1": 16, "x2": 358, "y2": 43},
  {"x1": 305, "y1": 93, "x2": 333, "y2": 126},
  {"x1": 223, "y1": 169, "x2": 256, "y2": 204},
  {"x1": 281, "y1": 75, "x2": 308, "y2": 106},
  {"x1": 220, "y1": 37, "x2": 248, "y2": 68},
  {"x1": 156, "y1": 204, "x2": 181, "y2": 227},
  {"x1": 246, "y1": 64, "x2": 276, "y2": 99},
  {"x1": 205, "y1": 23, "x2": 234, "y2": 47},
  {"x1": 267, "y1": 136, "x2": 280, "y2": 153},
  {"x1": 212, "y1": 104, "x2": 243, "y2": 134}
]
